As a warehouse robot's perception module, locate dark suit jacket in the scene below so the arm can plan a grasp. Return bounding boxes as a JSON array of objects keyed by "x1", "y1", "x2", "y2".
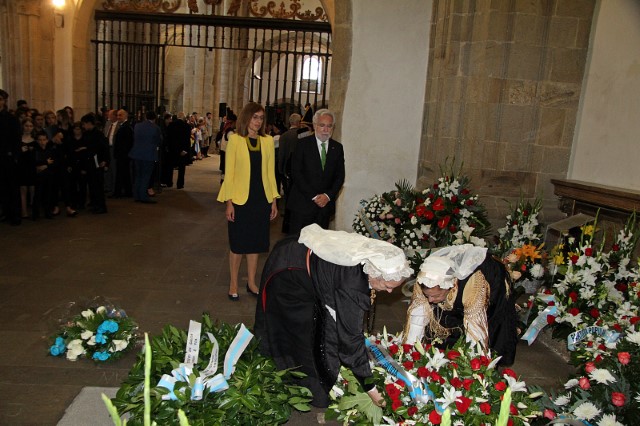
[
  {"x1": 113, "y1": 121, "x2": 134, "y2": 160},
  {"x1": 287, "y1": 134, "x2": 345, "y2": 218},
  {"x1": 167, "y1": 119, "x2": 192, "y2": 165},
  {"x1": 129, "y1": 120, "x2": 161, "y2": 162}
]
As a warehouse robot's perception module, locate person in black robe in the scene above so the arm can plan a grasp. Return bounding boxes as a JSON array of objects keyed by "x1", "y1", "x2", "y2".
[
  {"x1": 254, "y1": 224, "x2": 413, "y2": 408},
  {"x1": 404, "y1": 244, "x2": 518, "y2": 366}
]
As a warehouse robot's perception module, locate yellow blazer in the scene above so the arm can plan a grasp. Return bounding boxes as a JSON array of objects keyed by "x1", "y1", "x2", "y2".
[{"x1": 217, "y1": 133, "x2": 280, "y2": 205}]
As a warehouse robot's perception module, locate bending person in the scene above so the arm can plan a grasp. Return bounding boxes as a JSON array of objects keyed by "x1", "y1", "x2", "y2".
[
  {"x1": 403, "y1": 244, "x2": 518, "y2": 366},
  {"x1": 254, "y1": 224, "x2": 413, "y2": 408}
]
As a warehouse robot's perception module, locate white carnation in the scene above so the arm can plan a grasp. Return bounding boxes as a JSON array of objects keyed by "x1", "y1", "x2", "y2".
[
  {"x1": 597, "y1": 414, "x2": 623, "y2": 426},
  {"x1": 573, "y1": 402, "x2": 600, "y2": 420},
  {"x1": 530, "y1": 263, "x2": 544, "y2": 279},
  {"x1": 589, "y1": 368, "x2": 616, "y2": 384},
  {"x1": 554, "y1": 394, "x2": 571, "y2": 406}
]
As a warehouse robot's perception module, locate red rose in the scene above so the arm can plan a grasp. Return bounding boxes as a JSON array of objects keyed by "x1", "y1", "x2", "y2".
[
  {"x1": 630, "y1": 316, "x2": 640, "y2": 325},
  {"x1": 502, "y1": 368, "x2": 517, "y2": 379},
  {"x1": 407, "y1": 406, "x2": 418, "y2": 416},
  {"x1": 438, "y1": 216, "x2": 451, "y2": 229},
  {"x1": 569, "y1": 292, "x2": 578, "y2": 302},
  {"x1": 425, "y1": 210, "x2": 435, "y2": 220},
  {"x1": 446, "y1": 350, "x2": 461, "y2": 360},
  {"x1": 411, "y1": 351, "x2": 421, "y2": 361},
  {"x1": 416, "y1": 205, "x2": 426, "y2": 217},
  {"x1": 570, "y1": 255, "x2": 579, "y2": 264},
  {"x1": 520, "y1": 264, "x2": 527, "y2": 272},
  {"x1": 618, "y1": 352, "x2": 631, "y2": 365},
  {"x1": 462, "y1": 378, "x2": 474, "y2": 390},
  {"x1": 423, "y1": 343, "x2": 432, "y2": 351},
  {"x1": 449, "y1": 224, "x2": 457, "y2": 233},
  {"x1": 428, "y1": 193, "x2": 435, "y2": 199},
  {"x1": 449, "y1": 362, "x2": 458, "y2": 369},
  {"x1": 569, "y1": 307, "x2": 580, "y2": 316},
  {"x1": 428, "y1": 410, "x2": 442, "y2": 424},
  {"x1": 403, "y1": 361, "x2": 414, "y2": 370},
  {"x1": 388, "y1": 344, "x2": 399, "y2": 355},
  {"x1": 391, "y1": 399, "x2": 403, "y2": 411},
  {"x1": 417, "y1": 197, "x2": 424, "y2": 204},
  {"x1": 584, "y1": 247, "x2": 593, "y2": 256},
  {"x1": 612, "y1": 243, "x2": 620, "y2": 251},
  {"x1": 494, "y1": 381, "x2": 507, "y2": 391},
  {"x1": 465, "y1": 199, "x2": 474, "y2": 206},
  {"x1": 449, "y1": 377, "x2": 463, "y2": 389},
  {"x1": 611, "y1": 392, "x2": 626, "y2": 407},
  {"x1": 546, "y1": 315, "x2": 556, "y2": 325},
  {"x1": 402, "y1": 344, "x2": 413, "y2": 353},
  {"x1": 433, "y1": 183, "x2": 439, "y2": 189},
  {"x1": 615, "y1": 282, "x2": 628, "y2": 292},
  {"x1": 590, "y1": 308, "x2": 600, "y2": 319},
  {"x1": 455, "y1": 396, "x2": 473, "y2": 414},
  {"x1": 479, "y1": 355, "x2": 491, "y2": 366},
  {"x1": 430, "y1": 371, "x2": 442, "y2": 382},
  {"x1": 595, "y1": 355, "x2": 603, "y2": 363},
  {"x1": 417, "y1": 366, "x2": 430, "y2": 378},
  {"x1": 523, "y1": 209, "x2": 529, "y2": 216},
  {"x1": 461, "y1": 188, "x2": 470, "y2": 195},
  {"x1": 510, "y1": 404, "x2": 518, "y2": 415},
  {"x1": 613, "y1": 323, "x2": 622, "y2": 331},
  {"x1": 450, "y1": 195, "x2": 458, "y2": 203},
  {"x1": 470, "y1": 358, "x2": 482, "y2": 370},
  {"x1": 385, "y1": 383, "x2": 401, "y2": 400},
  {"x1": 543, "y1": 409, "x2": 556, "y2": 419},
  {"x1": 479, "y1": 402, "x2": 491, "y2": 415},
  {"x1": 453, "y1": 207, "x2": 460, "y2": 214},
  {"x1": 396, "y1": 380, "x2": 406, "y2": 388},
  {"x1": 584, "y1": 361, "x2": 596, "y2": 373},
  {"x1": 578, "y1": 376, "x2": 591, "y2": 390}
]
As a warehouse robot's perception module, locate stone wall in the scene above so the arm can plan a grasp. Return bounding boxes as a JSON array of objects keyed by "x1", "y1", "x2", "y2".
[{"x1": 418, "y1": 0, "x2": 596, "y2": 229}]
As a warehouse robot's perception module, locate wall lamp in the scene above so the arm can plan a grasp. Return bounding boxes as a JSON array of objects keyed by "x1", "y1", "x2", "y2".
[{"x1": 52, "y1": 0, "x2": 65, "y2": 28}]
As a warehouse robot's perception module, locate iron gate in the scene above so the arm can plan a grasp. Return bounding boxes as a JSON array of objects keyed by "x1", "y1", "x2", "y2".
[{"x1": 93, "y1": 10, "x2": 332, "y2": 121}]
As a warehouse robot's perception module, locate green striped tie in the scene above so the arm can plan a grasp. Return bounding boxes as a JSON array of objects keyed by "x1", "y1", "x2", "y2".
[{"x1": 321, "y1": 142, "x2": 327, "y2": 170}]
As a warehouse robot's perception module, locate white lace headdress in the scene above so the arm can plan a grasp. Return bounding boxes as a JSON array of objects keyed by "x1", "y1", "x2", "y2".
[
  {"x1": 298, "y1": 224, "x2": 413, "y2": 281},
  {"x1": 417, "y1": 244, "x2": 487, "y2": 289}
]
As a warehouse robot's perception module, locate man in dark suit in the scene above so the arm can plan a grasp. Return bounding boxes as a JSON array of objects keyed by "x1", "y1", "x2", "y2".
[
  {"x1": 112, "y1": 109, "x2": 134, "y2": 198},
  {"x1": 287, "y1": 109, "x2": 345, "y2": 234},
  {"x1": 167, "y1": 112, "x2": 192, "y2": 189},
  {"x1": 80, "y1": 113, "x2": 110, "y2": 214},
  {"x1": 129, "y1": 110, "x2": 161, "y2": 203}
]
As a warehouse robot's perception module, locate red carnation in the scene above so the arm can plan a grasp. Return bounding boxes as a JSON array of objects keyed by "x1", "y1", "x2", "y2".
[
  {"x1": 584, "y1": 362, "x2": 596, "y2": 373},
  {"x1": 543, "y1": 409, "x2": 556, "y2": 419},
  {"x1": 462, "y1": 378, "x2": 474, "y2": 390},
  {"x1": 455, "y1": 396, "x2": 473, "y2": 414},
  {"x1": 613, "y1": 323, "x2": 622, "y2": 332},
  {"x1": 612, "y1": 243, "x2": 620, "y2": 251},
  {"x1": 615, "y1": 282, "x2": 628, "y2": 292},
  {"x1": 569, "y1": 292, "x2": 578, "y2": 302},
  {"x1": 611, "y1": 392, "x2": 626, "y2": 407},
  {"x1": 479, "y1": 402, "x2": 491, "y2": 415},
  {"x1": 510, "y1": 404, "x2": 518, "y2": 415},
  {"x1": 388, "y1": 344, "x2": 399, "y2": 355},
  {"x1": 465, "y1": 199, "x2": 474, "y2": 206},
  {"x1": 461, "y1": 188, "x2": 470, "y2": 195},
  {"x1": 432, "y1": 197, "x2": 445, "y2": 211},
  {"x1": 428, "y1": 410, "x2": 442, "y2": 424},
  {"x1": 437, "y1": 216, "x2": 451, "y2": 229},
  {"x1": 479, "y1": 355, "x2": 491, "y2": 366},
  {"x1": 523, "y1": 209, "x2": 529, "y2": 216},
  {"x1": 407, "y1": 406, "x2": 418, "y2": 417},
  {"x1": 403, "y1": 361, "x2": 414, "y2": 370},
  {"x1": 433, "y1": 183, "x2": 439, "y2": 189},
  {"x1": 579, "y1": 376, "x2": 590, "y2": 390},
  {"x1": 453, "y1": 207, "x2": 460, "y2": 214},
  {"x1": 424, "y1": 210, "x2": 435, "y2": 220},
  {"x1": 494, "y1": 381, "x2": 507, "y2": 391},
  {"x1": 446, "y1": 350, "x2": 461, "y2": 360},
  {"x1": 411, "y1": 351, "x2": 421, "y2": 361},
  {"x1": 430, "y1": 371, "x2": 442, "y2": 382},
  {"x1": 590, "y1": 308, "x2": 600, "y2": 319},
  {"x1": 385, "y1": 383, "x2": 401, "y2": 400},
  {"x1": 470, "y1": 358, "x2": 482, "y2": 370},
  {"x1": 570, "y1": 255, "x2": 579, "y2": 264},
  {"x1": 402, "y1": 344, "x2": 413, "y2": 353},
  {"x1": 449, "y1": 224, "x2": 457, "y2": 233},
  {"x1": 584, "y1": 247, "x2": 593, "y2": 256},
  {"x1": 428, "y1": 193, "x2": 435, "y2": 199},
  {"x1": 449, "y1": 377, "x2": 463, "y2": 389},
  {"x1": 630, "y1": 316, "x2": 640, "y2": 325},
  {"x1": 569, "y1": 307, "x2": 580, "y2": 316},
  {"x1": 416, "y1": 205, "x2": 426, "y2": 217},
  {"x1": 451, "y1": 195, "x2": 458, "y2": 203},
  {"x1": 546, "y1": 315, "x2": 556, "y2": 325},
  {"x1": 391, "y1": 399, "x2": 403, "y2": 411},
  {"x1": 618, "y1": 352, "x2": 631, "y2": 365},
  {"x1": 417, "y1": 366, "x2": 430, "y2": 378}
]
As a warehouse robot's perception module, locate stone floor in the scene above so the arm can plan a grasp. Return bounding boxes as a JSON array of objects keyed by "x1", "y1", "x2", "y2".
[{"x1": 0, "y1": 155, "x2": 571, "y2": 425}]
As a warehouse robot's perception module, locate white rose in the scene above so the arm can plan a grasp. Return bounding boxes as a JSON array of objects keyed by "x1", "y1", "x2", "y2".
[
  {"x1": 96, "y1": 306, "x2": 107, "y2": 315},
  {"x1": 87, "y1": 336, "x2": 97, "y2": 346},
  {"x1": 66, "y1": 339, "x2": 85, "y2": 361},
  {"x1": 109, "y1": 339, "x2": 129, "y2": 353},
  {"x1": 80, "y1": 330, "x2": 94, "y2": 340},
  {"x1": 80, "y1": 309, "x2": 94, "y2": 319}
]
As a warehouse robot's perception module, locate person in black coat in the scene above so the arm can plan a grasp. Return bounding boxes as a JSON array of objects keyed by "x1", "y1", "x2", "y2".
[
  {"x1": 286, "y1": 109, "x2": 345, "y2": 234},
  {"x1": 112, "y1": 109, "x2": 134, "y2": 198},
  {"x1": 32, "y1": 131, "x2": 55, "y2": 219},
  {"x1": 167, "y1": 112, "x2": 192, "y2": 189},
  {"x1": 0, "y1": 89, "x2": 22, "y2": 225},
  {"x1": 404, "y1": 245, "x2": 518, "y2": 366},
  {"x1": 80, "y1": 113, "x2": 109, "y2": 214},
  {"x1": 255, "y1": 224, "x2": 413, "y2": 408}
]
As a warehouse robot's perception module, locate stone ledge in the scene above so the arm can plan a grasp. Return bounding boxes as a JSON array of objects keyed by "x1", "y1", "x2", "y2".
[{"x1": 551, "y1": 178, "x2": 640, "y2": 213}]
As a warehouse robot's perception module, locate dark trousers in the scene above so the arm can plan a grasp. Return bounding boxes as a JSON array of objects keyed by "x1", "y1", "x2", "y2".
[
  {"x1": 113, "y1": 157, "x2": 132, "y2": 197},
  {"x1": 88, "y1": 167, "x2": 107, "y2": 212},
  {"x1": 33, "y1": 172, "x2": 53, "y2": 218},
  {"x1": 288, "y1": 207, "x2": 332, "y2": 235},
  {"x1": 133, "y1": 159, "x2": 155, "y2": 201},
  {"x1": 176, "y1": 160, "x2": 187, "y2": 189},
  {"x1": 1, "y1": 158, "x2": 22, "y2": 224}
]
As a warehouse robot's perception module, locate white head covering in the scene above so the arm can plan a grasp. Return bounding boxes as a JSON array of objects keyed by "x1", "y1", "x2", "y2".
[
  {"x1": 298, "y1": 224, "x2": 413, "y2": 281},
  {"x1": 417, "y1": 244, "x2": 487, "y2": 289}
]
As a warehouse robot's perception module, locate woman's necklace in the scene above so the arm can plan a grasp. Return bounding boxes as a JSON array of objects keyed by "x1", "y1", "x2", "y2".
[{"x1": 246, "y1": 136, "x2": 260, "y2": 152}]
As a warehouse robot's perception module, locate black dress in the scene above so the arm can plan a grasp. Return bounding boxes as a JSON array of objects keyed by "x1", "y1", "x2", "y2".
[
  {"x1": 228, "y1": 138, "x2": 270, "y2": 254},
  {"x1": 17, "y1": 140, "x2": 36, "y2": 186},
  {"x1": 429, "y1": 253, "x2": 518, "y2": 366},
  {"x1": 254, "y1": 236, "x2": 372, "y2": 408}
]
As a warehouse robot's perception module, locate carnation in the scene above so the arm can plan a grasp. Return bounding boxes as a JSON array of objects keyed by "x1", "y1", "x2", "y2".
[{"x1": 573, "y1": 402, "x2": 601, "y2": 420}]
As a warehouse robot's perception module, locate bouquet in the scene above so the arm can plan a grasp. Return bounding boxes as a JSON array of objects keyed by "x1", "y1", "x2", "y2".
[
  {"x1": 48, "y1": 303, "x2": 137, "y2": 362},
  {"x1": 327, "y1": 332, "x2": 542, "y2": 425},
  {"x1": 112, "y1": 313, "x2": 312, "y2": 425},
  {"x1": 495, "y1": 196, "x2": 547, "y2": 285}
]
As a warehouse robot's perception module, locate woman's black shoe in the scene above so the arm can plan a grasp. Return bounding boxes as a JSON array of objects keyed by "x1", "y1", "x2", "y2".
[
  {"x1": 228, "y1": 294, "x2": 239, "y2": 302},
  {"x1": 246, "y1": 284, "x2": 259, "y2": 297}
]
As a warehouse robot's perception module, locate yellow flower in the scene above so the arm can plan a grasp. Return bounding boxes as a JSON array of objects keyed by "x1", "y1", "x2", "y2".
[
  {"x1": 553, "y1": 253, "x2": 565, "y2": 265},
  {"x1": 581, "y1": 224, "x2": 595, "y2": 236}
]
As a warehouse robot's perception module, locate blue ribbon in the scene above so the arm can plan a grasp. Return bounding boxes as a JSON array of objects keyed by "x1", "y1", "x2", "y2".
[
  {"x1": 522, "y1": 294, "x2": 557, "y2": 345},
  {"x1": 567, "y1": 326, "x2": 620, "y2": 351}
]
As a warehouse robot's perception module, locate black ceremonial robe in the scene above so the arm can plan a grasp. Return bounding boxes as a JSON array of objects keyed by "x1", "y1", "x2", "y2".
[{"x1": 254, "y1": 235, "x2": 372, "y2": 408}]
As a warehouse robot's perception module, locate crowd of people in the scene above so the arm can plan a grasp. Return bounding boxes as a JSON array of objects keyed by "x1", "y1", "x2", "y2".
[{"x1": 0, "y1": 88, "x2": 224, "y2": 226}]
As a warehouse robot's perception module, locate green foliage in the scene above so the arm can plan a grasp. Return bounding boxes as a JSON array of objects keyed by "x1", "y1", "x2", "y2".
[{"x1": 112, "y1": 314, "x2": 312, "y2": 425}]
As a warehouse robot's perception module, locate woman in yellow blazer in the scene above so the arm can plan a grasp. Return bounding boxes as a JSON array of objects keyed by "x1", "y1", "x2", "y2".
[{"x1": 217, "y1": 102, "x2": 279, "y2": 301}]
